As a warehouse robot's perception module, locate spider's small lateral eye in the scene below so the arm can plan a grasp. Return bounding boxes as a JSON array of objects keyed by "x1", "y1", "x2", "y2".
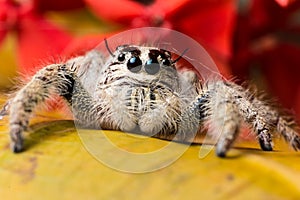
[
  {"x1": 117, "y1": 53, "x2": 126, "y2": 62},
  {"x1": 145, "y1": 59, "x2": 160, "y2": 75},
  {"x1": 162, "y1": 59, "x2": 171, "y2": 66},
  {"x1": 127, "y1": 56, "x2": 142, "y2": 73}
]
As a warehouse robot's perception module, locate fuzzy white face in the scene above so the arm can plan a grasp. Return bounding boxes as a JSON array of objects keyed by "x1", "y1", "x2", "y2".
[
  {"x1": 92, "y1": 45, "x2": 194, "y2": 135},
  {"x1": 97, "y1": 45, "x2": 180, "y2": 91}
]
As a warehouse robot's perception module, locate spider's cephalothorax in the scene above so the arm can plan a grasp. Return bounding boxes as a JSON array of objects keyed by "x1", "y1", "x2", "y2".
[{"x1": 1, "y1": 44, "x2": 300, "y2": 157}]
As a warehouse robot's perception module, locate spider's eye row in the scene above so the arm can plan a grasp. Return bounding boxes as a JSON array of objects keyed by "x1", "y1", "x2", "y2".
[
  {"x1": 145, "y1": 59, "x2": 160, "y2": 75},
  {"x1": 117, "y1": 53, "x2": 126, "y2": 62},
  {"x1": 127, "y1": 56, "x2": 142, "y2": 73}
]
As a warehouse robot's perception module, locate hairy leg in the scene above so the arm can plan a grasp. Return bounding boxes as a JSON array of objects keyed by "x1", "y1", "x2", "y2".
[
  {"x1": 202, "y1": 82, "x2": 242, "y2": 157},
  {"x1": 9, "y1": 64, "x2": 77, "y2": 152},
  {"x1": 220, "y1": 81, "x2": 300, "y2": 152},
  {"x1": 277, "y1": 116, "x2": 300, "y2": 150}
]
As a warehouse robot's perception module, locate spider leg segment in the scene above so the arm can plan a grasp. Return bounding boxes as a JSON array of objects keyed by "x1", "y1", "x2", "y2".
[
  {"x1": 209, "y1": 90, "x2": 241, "y2": 157},
  {"x1": 208, "y1": 81, "x2": 275, "y2": 156},
  {"x1": 277, "y1": 116, "x2": 300, "y2": 151},
  {"x1": 0, "y1": 101, "x2": 10, "y2": 118},
  {"x1": 214, "y1": 104, "x2": 241, "y2": 158},
  {"x1": 197, "y1": 82, "x2": 242, "y2": 157},
  {"x1": 197, "y1": 81, "x2": 300, "y2": 157},
  {"x1": 8, "y1": 64, "x2": 77, "y2": 153},
  {"x1": 228, "y1": 83, "x2": 279, "y2": 151}
]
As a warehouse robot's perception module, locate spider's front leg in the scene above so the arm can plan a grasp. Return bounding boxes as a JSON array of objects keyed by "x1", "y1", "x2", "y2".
[
  {"x1": 8, "y1": 63, "x2": 77, "y2": 153},
  {"x1": 191, "y1": 82, "x2": 242, "y2": 157},
  {"x1": 201, "y1": 81, "x2": 277, "y2": 157},
  {"x1": 230, "y1": 82, "x2": 300, "y2": 152},
  {"x1": 204, "y1": 81, "x2": 300, "y2": 157}
]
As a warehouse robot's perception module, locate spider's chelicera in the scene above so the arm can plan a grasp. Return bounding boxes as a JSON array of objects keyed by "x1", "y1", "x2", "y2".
[{"x1": 1, "y1": 43, "x2": 300, "y2": 158}]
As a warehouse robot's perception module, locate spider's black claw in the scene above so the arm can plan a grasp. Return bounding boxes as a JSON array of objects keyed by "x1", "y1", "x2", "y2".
[
  {"x1": 216, "y1": 150, "x2": 227, "y2": 158},
  {"x1": 258, "y1": 129, "x2": 273, "y2": 151},
  {"x1": 258, "y1": 138, "x2": 273, "y2": 151},
  {"x1": 11, "y1": 141, "x2": 24, "y2": 153},
  {"x1": 10, "y1": 127, "x2": 24, "y2": 153},
  {"x1": 215, "y1": 146, "x2": 227, "y2": 158}
]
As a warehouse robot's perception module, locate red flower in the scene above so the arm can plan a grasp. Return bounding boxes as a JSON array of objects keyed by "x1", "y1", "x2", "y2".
[
  {"x1": 83, "y1": 0, "x2": 237, "y2": 77},
  {"x1": 274, "y1": 0, "x2": 296, "y2": 7},
  {"x1": 33, "y1": 0, "x2": 85, "y2": 12},
  {"x1": 3, "y1": 0, "x2": 298, "y2": 121},
  {"x1": 230, "y1": 0, "x2": 300, "y2": 121},
  {"x1": 0, "y1": 0, "x2": 83, "y2": 72}
]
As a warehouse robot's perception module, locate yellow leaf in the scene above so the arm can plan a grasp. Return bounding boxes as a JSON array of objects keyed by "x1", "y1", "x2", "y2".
[
  {"x1": 0, "y1": 95, "x2": 300, "y2": 200},
  {"x1": 0, "y1": 36, "x2": 17, "y2": 89}
]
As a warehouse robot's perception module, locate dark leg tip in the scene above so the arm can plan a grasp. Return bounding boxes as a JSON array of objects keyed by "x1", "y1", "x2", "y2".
[
  {"x1": 216, "y1": 149, "x2": 227, "y2": 158},
  {"x1": 11, "y1": 143, "x2": 24, "y2": 153},
  {"x1": 259, "y1": 139, "x2": 273, "y2": 151},
  {"x1": 216, "y1": 143, "x2": 228, "y2": 158},
  {"x1": 261, "y1": 145, "x2": 273, "y2": 151}
]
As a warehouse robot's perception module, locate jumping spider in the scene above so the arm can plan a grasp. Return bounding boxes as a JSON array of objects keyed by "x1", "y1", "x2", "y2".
[{"x1": 1, "y1": 43, "x2": 300, "y2": 157}]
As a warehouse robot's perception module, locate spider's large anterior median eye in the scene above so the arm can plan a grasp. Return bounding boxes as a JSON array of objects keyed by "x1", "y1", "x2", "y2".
[
  {"x1": 162, "y1": 59, "x2": 171, "y2": 66},
  {"x1": 145, "y1": 59, "x2": 160, "y2": 75},
  {"x1": 118, "y1": 53, "x2": 126, "y2": 62},
  {"x1": 127, "y1": 56, "x2": 142, "y2": 73}
]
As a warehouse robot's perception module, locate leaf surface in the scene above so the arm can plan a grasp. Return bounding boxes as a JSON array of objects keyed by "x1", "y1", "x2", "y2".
[{"x1": 0, "y1": 96, "x2": 300, "y2": 200}]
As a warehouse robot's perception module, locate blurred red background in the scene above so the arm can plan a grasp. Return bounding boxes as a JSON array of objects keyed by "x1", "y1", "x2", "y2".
[{"x1": 0, "y1": 0, "x2": 299, "y2": 121}]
